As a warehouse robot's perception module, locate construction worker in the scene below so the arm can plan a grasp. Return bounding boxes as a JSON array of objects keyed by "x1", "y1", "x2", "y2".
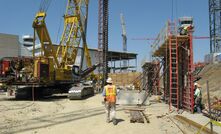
[
  {"x1": 194, "y1": 82, "x2": 202, "y2": 113},
  {"x1": 180, "y1": 25, "x2": 193, "y2": 35},
  {"x1": 102, "y1": 77, "x2": 117, "y2": 125}
]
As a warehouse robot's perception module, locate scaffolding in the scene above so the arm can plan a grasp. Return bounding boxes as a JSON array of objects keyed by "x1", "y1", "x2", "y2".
[
  {"x1": 152, "y1": 21, "x2": 194, "y2": 112},
  {"x1": 209, "y1": 0, "x2": 221, "y2": 53}
]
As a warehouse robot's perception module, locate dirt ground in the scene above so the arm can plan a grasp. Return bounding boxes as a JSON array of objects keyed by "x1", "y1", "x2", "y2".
[
  {"x1": 0, "y1": 93, "x2": 194, "y2": 134},
  {"x1": 197, "y1": 63, "x2": 221, "y2": 103},
  {"x1": 1, "y1": 92, "x2": 221, "y2": 134}
]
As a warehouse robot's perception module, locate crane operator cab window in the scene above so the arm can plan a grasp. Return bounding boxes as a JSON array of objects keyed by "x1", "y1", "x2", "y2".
[{"x1": 72, "y1": 65, "x2": 80, "y2": 79}]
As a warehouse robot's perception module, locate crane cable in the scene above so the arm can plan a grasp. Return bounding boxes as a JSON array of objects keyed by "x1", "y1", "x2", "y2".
[
  {"x1": 39, "y1": 0, "x2": 52, "y2": 12},
  {"x1": 38, "y1": 0, "x2": 64, "y2": 44},
  {"x1": 56, "y1": 1, "x2": 66, "y2": 44},
  {"x1": 171, "y1": 0, "x2": 174, "y2": 21},
  {"x1": 171, "y1": 0, "x2": 178, "y2": 21}
]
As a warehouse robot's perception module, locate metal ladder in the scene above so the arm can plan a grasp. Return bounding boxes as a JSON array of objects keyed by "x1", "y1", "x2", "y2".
[{"x1": 169, "y1": 35, "x2": 179, "y2": 110}]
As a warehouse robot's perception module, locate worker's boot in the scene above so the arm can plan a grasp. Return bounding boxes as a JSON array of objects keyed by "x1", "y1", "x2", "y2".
[
  {"x1": 106, "y1": 119, "x2": 110, "y2": 123},
  {"x1": 113, "y1": 118, "x2": 117, "y2": 125}
]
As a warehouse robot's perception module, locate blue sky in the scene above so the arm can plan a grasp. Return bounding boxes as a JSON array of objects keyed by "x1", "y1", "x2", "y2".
[{"x1": 0, "y1": 0, "x2": 210, "y2": 70}]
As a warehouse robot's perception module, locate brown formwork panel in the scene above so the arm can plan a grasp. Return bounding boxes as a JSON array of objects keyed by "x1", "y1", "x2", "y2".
[{"x1": 109, "y1": 72, "x2": 141, "y2": 86}]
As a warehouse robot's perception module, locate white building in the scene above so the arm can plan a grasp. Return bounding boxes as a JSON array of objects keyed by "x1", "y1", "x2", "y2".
[{"x1": 22, "y1": 35, "x2": 34, "y2": 47}]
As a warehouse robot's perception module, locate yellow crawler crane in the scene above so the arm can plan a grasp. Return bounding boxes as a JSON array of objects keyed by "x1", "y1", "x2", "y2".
[
  {"x1": 32, "y1": 0, "x2": 93, "y2": 84},
  {"x1": 5, "y1": 0, "x2": 99, "y2": 99}
]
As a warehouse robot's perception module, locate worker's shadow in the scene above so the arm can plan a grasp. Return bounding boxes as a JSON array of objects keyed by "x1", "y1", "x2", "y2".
[{"x1": 115, "y1": 118, "x2": 125, "y2": 125}]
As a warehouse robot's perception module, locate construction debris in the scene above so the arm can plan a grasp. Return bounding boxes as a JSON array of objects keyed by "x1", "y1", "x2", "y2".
[
  {"x1": 130, "y1": 111, "x2": 144, "y2": 123},
  {"x1": 126, "y1": 106, "x2": 150, "y2": 123},
  {"x1": 202, "y1": 99, "x2": 221, "y2": 121},
  {"x1": 156, "y1": 113, "x2": 168, "y2": 118},
  {"x1": 203, "y1": 109, "x2": 221, "y2": 122}
]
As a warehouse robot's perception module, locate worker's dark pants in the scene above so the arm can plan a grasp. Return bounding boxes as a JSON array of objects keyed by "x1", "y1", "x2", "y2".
[
  {"x1": 105, "y1": 102, "x2": 116, "y2": 121},
  {"x1": 195, "y1": 97, "x2": 202, "y2": 113}
]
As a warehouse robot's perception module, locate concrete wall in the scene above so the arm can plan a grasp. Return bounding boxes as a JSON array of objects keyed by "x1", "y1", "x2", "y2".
[{"x1": 0, "y1": 33, "x2": 20, "y2": 59}]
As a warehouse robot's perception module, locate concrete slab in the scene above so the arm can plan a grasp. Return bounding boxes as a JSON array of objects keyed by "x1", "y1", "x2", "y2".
[
  {"x1": 180, "y1": 111, "x2": 221, "y2": 133},
  {"x1": 116, "y1": 90, "x2": 150, "y2": 105}
]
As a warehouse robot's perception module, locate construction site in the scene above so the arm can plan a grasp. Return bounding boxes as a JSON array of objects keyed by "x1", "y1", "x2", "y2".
[{"x1": 0, "y1": 0, "x2": 221, "y2": 134}]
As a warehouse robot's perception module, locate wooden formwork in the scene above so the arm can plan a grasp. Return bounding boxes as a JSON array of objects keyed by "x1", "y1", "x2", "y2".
[{"x1": 109, "y1": 72, "x2": 141, "y2": 87}]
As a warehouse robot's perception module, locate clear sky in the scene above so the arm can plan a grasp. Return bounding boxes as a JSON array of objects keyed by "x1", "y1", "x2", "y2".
[{"x1": 0, "y1": 0, "x2": 210, "y2": 70}]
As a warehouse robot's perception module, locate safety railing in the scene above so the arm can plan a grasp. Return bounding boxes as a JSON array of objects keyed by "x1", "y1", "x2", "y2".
[{"x1": 152, "y1": 21, "x2": 177, "y2": 54}]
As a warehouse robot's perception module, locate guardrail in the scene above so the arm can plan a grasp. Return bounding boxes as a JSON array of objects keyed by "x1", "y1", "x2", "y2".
[{"x1": 152, "y1": 21, "x2": 177, "y2": 54}]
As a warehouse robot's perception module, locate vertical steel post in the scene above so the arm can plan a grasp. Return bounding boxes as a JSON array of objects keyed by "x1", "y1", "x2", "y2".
[
  {"x1": 32, "y1": 29, "x2": 36, "y2": 102},
  {"x1": 98, "y1": 0, "x2": 109, "y2": 87},
  {"x1": 206, "y1": 80, "x2": 213, "y2": 133},
  {"x1": 103, "y1": 0, "x2": 109, "y2": 86}
]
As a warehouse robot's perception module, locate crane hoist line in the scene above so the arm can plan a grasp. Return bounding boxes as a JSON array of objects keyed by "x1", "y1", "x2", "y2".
[
  {"x1": 39, "y1": 0, "x2": 52, "y2": 12},
  {"x1": 0, "y1": 0, "x2": 99, "y2": 99}
]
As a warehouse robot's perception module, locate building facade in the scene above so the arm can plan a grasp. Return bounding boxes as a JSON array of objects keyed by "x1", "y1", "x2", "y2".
[
  {"x1": 0, "y1": 33, "x2": 137, "y2": 74},
  {"x1": 0, "y1": 33, "x2": 20, "y2": 59}
]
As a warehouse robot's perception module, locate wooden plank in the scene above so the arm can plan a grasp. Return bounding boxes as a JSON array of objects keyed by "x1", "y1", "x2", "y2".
[
  {"x1": 141, "y1": 111, "x2": 150, "y2": 123},
  {"x1": 123, "y1": 107, "x2": 145, "y2": 111}
]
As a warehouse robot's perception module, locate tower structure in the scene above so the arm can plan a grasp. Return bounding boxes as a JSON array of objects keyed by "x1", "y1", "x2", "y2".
[
  {"x1": 209, "y1": 0, "x2": 221, "y2": 53},
  {"x1": 98, "y1": 0, "x2": 109, "y2": 86}
]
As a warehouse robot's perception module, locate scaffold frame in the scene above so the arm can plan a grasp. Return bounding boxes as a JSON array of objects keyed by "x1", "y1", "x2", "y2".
[{"x1": 152, "y1": 20, "x2": 194, "y2": 112}]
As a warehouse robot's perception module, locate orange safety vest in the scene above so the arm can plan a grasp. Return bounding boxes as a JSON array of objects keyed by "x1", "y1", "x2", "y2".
[{"x1": 105, "y1": 85, "x2": 116, "y2": 103}]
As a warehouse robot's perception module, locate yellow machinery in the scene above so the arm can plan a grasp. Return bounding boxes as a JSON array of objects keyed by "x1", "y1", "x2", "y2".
[
  {"x1": 0, "y1": 0, "x2": 99, "y2": 99},
  {"x1": 32, "y1": 0, "x2": 94, "y2": 84}
]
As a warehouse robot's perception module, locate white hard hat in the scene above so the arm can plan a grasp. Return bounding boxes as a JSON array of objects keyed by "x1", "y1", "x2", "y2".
[
  {"x1": 194, "y1": 82, "x2": 201, "y2": 87},
  {"x1": 106, "y1": 77, "x2": 113, "y2": 83}
]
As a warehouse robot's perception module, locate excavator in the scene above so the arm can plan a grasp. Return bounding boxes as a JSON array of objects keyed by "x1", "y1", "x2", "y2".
[{"x1": 0, "y1": 0, "x2": 99, "y2": 99}]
